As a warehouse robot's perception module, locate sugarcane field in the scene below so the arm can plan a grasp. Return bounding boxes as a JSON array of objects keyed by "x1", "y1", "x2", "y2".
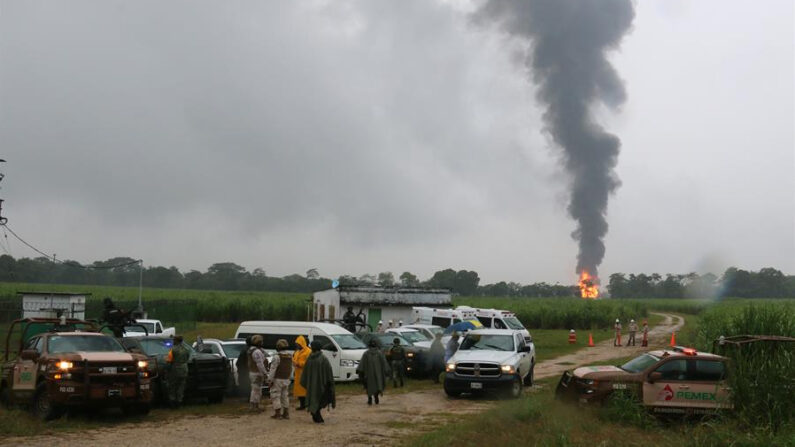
[{"x1": 0, "y1": 1, "x2": 793, "y2": 446}]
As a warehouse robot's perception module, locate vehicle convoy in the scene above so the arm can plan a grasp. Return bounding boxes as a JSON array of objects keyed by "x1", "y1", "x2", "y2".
[
  {"x1": 123, "y1": 319, "x2": 175, "y2": 337},
  {"x1": 235, "y1": 321, "x2": 367, "y2": 382},
  {"x1": 444, "y1": 329, "x2": 535, "y2": 399},
  {"x1": 555, "y1": 347, "x2": 732, "y2": 414},
  {"x1": 120, "y1": 335, "x2": 228, "y2": 404},
  {"x1": 0, "y1": 318, "x2": 153, "y2": 420},
  {"x1": 356, "y1": 332, "x2": 426, "y2": 376},
  {"x1": 192, "y1": 337, "x2": 272, "y2": 395}
]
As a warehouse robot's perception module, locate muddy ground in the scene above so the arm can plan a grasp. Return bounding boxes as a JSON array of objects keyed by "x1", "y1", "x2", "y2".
[{"x1": 6, "y1": 313, "x2": 684, "y2": 447}]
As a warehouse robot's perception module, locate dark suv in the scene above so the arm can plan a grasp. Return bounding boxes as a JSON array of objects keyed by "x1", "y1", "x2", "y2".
[
  {"x1": 355, "y1": 332, "x2": 426, "y2": 376},
  {"x1": 121, "y1": 336, "x2": 228, "y2": 404}
]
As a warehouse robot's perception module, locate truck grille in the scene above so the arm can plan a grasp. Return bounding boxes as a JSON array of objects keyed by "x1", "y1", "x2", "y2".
[
  {"x1": 455, "y1": 362, "x2": 501, "y2": 377},
  {"x1": 86, "y1": 361, "x2": 138, "y2": 385}
]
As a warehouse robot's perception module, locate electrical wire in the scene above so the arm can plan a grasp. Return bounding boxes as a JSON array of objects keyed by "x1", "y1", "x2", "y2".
[{"x1": 0, "y1": 223, "x2": 140, "y2": 269}]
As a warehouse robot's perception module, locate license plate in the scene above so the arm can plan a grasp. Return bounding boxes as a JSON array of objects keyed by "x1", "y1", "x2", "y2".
[
  {"x1": 470, "y1": 382, "x2": 483, "y2": 390},
  {"x1": 107, "y1": 389, "x2": 121, "y2": 397},
  {"x1": 102, "y1": 367, "x2": 117, "y2": 374}
]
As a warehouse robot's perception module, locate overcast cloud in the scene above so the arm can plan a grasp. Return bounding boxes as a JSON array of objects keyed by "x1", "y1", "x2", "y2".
[{"x1": 0, "y1": 0, "x2": 792, "y2": 284}]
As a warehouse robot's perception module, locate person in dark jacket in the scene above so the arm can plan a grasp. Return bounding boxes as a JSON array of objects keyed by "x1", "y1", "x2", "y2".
[
  {"x1": 445, "y1": 333, "x2": 460, "y2": 362},
  {"x1": 429, "y1": 333, "x2": 445, "y2": 383},
  {"x1": 236, "y1": 337, "x2": 252, "y2": 399},
  {"x1": 389, "y1": 338, "x2": 406, "y2": 388},
  {"x1": 356, "y1": 339, "x2": 390, "y2": 405},
  {"x1": 300, "y1": 340, "x2": 336, "y2": 423}
]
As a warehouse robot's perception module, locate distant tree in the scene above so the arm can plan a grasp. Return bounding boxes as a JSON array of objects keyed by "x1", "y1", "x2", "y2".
[
  {"x1": 399, "y1": 271, "x2": 420, "y2": 287},
  {"x1": 306, "y1": 268, "x2": 319, "y2": 280},
  {"x1": 377, "y1": 272, "x2": 395, "y2": 286},
  {"x1": 338, "y1": 275, "x2": 358, "y2": 286},
  {"x1": 207, "y1": 262, "x2": 247, "y2": 290}
]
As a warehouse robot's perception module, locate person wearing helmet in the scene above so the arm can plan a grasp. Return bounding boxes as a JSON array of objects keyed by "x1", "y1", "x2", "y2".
[
  {"x1": 398, "y1": 320, "x2": 403, "y2": 327},
  {"x1": 376, "y1": 320, "x2": 385, "y2": 333},
  {"x1": 389, "y1": 337, "x2": 407, "y2": 388},
  {"x1": 247, "y1": 335, "x2": 269, "y2": 411},
  {"x1": 614, "y1": 319, "x2": 622, "y2": 347},
  {"x1": 267, "y1": 339, "x2": 293, "y2": 419},
  {"x1": 387, "y1": 320, "x2": 394, "y2": 329},
  {"x1": 627, "y1": 319, "x2": 639, "y2": 346}
]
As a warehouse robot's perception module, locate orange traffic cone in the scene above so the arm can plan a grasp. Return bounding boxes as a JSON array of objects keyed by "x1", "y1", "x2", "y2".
[
  {"x1": 588, "y1": 333, "x2": 595, "y2": 347},
  {"x1": 670, "y1": 332, "x2": 676, "y2": 347}
]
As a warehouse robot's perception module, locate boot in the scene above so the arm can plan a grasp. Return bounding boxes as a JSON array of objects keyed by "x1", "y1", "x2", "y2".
[
  {"x1": 281, "y1": 408, "x2": 289, "y2": 420},
  {"x1": 367, "y1": 395, "x2": 372, "y2": 405},
  {"x1": 374, "y1": 394, "x2": 379, "y2": 405},
  {"x1": 271, "y1": 409, "x2": 282, "y2": 419},
  {"x1": 317, "y1": 411, "x2": 325, "y2": 423},
  {"x1": 296, "y1": 397, "x2": 306, "y2": 410}
]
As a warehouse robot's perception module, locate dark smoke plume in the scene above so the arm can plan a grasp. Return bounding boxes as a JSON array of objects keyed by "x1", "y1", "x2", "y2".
[{"x1": 477, "y1": 0, "x2": 635, "y2": 278}]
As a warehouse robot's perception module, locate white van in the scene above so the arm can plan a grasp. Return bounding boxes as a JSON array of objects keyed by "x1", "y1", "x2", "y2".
[
  {"x1": 412, "y1": 307, "x2": 477, "y2": 328},
  {"x1": 234, "y1": 321, "x2": 367, "y2": 382},
  {"x1": 457, "y1": 307, "x2": 532, "y2": 342}
]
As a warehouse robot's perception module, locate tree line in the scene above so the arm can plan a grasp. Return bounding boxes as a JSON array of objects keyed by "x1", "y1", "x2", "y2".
[{"x1": 0, "y1": 254, "x2": 792, "y2": 298}]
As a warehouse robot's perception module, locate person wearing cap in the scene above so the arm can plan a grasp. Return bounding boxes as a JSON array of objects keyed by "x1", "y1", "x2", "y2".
[
  {"x1": 356, "y1": 339, "x2": 390, "y2": 405},
  {"x1": 627, "y1": 319, "x2": 639, "y2": 346},
  {"x1": 614, "y1": 319, "x2": 623, "y2": 347},
  {"x1": 389, "y1": 337, "x2": 407, "y2": 388},
  {"x1": 165, "y1": 335, "x2": 190, "y2": 408},
  {"x1": 267, "y1": 339, "x2": 294, "y2": 419},
  {"x1": 301, "y1": 340, "x2": 336, "y2": 423},
  {"x1": 387, "y1": 320, "x2": 394, "y2": 329},
  {"x1": 247, "y1": 335, "x2": 269, "y2": 411},
  {"x1": 376, "y1": 320, "x2": 385, "y2": 333}
]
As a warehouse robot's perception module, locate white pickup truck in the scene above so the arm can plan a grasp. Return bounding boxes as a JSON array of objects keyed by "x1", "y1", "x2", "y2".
[
  {"x1": 443, "y1": 329, "x2": 535, "y2": 399},
  {"x1": 123, "y1": 319, "x2": 176, "y2": 337}
]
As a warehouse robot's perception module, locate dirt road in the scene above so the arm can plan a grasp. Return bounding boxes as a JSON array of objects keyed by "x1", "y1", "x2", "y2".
[{"x1": 7, "y1": 313, "x2": 684, "y2": 447}]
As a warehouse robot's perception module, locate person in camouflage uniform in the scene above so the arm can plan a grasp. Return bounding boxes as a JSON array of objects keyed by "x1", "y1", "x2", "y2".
[
  {"x1": 166, "y1": 335, "x2": 190, "y2": 408},
  {"x1": 389, "y1": 338, "x2": 406, "y2": 388}
]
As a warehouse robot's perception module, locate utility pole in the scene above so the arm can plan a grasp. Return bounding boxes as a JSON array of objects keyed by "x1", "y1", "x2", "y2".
[{"x1": 138, "y1": 259, "x2": 144, "y2": 313}]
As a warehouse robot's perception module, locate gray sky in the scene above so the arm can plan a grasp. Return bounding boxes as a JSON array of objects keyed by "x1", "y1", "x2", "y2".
[{"x1": 1, "y1": 0, "x2": 792, "y2": 284}]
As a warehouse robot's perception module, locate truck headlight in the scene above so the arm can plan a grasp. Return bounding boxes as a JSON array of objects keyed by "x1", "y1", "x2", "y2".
[
  {"x1": 406, "y1": 352, "x2": 415, "y2": 358},
  {"x1": 445, "y1": 363, "x2": 455, "y2": 372},
  {"x1": 340, "y1": 359, "x2": 356, "y2": 368},
  {"x1": 500, "y1": 365, "x2": 515, "y2": 374},
  {"x1": 137, "y1": 360, "x2": 148, "y2": 369},
  {"x1": 56, "y1": 361, "x2": 73, "y2": 371}
]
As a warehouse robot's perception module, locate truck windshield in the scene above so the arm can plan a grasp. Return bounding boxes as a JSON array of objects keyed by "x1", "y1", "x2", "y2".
[
  {"x1": 139, "y1": 339, "x2": 193, "y2": 356},
  {"x1": 222, "y1": 343, "x2": 246, "y2": 359},
  {"x1": 620, "y1": 353, "x2": 660, "y2": 373},
  {"x1": 124, "y1": 322, "x2": 155, "y2": 333},
  {"x1": 459, "y1": 334, "x2": 514, "y2": 352},
  {"x1": 330, "y1": 334, "x2": 367, "y2": 350},
  {"x1": 397, "y1": 331, "x2": 429, "y2": 343},
  {"x1": 503, "y1": 317, "x2": 525, "y2": 330},
  {"x1": 49, "y1": 335, "x2": 126, "y2": 353}
]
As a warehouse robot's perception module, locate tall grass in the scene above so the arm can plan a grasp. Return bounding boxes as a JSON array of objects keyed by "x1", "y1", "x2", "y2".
[{"x1": 696, "y1": 302, "x2": 794, "y2": 434}]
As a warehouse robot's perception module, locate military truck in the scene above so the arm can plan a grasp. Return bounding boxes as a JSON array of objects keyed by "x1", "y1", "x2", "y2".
[
  {"x1": 121, "y1": 335, "x2": 228, "y2": 404},
  {"x1": 0, "y1": 318, "x2": 153, "y2": 420}
]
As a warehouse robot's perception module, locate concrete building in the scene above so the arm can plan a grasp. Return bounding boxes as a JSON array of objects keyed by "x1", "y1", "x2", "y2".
[
  {"x1": 19, "y1": 291, "x2": 90, "y2": 320},
  {"x1": 312, "y1": 286, "x2": 451, "y2": 330}
]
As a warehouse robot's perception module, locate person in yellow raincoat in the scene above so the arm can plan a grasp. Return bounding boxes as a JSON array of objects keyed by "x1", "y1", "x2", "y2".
[{"x1": 293, "y1": 335, "x2": 311, "y2": 410}]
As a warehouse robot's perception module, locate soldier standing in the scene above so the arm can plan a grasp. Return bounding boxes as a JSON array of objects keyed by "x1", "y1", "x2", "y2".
[
  {"x1": 166, "y1": 335, "x2": 190, "y2": 408},
  {"x1": 267, "y1": 339, "x2": 293, "y2": 419},
  {"x1": 389, "y1": 338, "x2": 406, "y2": 388},
  {"x1": 614, "y1": 319, "x2": 622, "y2": 347},
  {"x1": 627, "y1": 319, "x2": 639, "y2": 346},
  {"x1": 342, "y1": 307, "x2": 357, "y2": 332},
  {"x1": 247, "y1": 335, "x2": 268, "y2": 411},
  {"x1": 429, "y1": 333, "x2": 445, "y2": 383}
]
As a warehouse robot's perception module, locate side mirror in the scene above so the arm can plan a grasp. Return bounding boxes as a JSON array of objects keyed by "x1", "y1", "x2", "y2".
[
  {"x1": 520, "y1": 345, "x2": 532, "y2": 353},
  {"x1": 20, "y1": 350, "x2": 38, "y2": 360},
  {"x1": 648, "y1": 372, "x2": 662, "y2": 383}
]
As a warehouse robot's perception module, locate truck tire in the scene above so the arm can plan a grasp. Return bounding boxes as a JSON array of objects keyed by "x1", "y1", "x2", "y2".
[
  {"x1": 443, "y1": 381, "x2": 461, "y2": 398},
  {"x1": 523, "y1": 361, "x2": 535, "y2": 387},
  {"x1": 32, "y1": 382, "x2": 65, "y2": 421},
  {"x1": 507, "y1": 376, "x2": 523, "y2": 399}
]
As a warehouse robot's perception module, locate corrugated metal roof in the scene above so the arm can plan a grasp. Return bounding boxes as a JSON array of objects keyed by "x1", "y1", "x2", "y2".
[{"x1": 334, "y1": 286, "x2": 452, "y2": 306}]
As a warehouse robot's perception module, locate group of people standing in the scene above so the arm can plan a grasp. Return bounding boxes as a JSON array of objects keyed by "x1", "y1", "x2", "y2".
[
  {"x1": 240, "y1": 335, "x2": 336, "y2": 423},
  {"x1": 613, "y1": 318, "x2": 648, "y2": 347}
]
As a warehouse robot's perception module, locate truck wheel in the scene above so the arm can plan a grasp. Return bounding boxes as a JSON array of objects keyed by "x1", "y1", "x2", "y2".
[
  {"x1": 507, "y1": 376, "x2": 523, "y2": 399},
  {"x1": 208, "y1": 391, "x2": 224, "y2": 404},
  {"x1": 523, "y1": 361, "x2": 535, "y2": 387},
  {"x1": 443, "y1": 381, "x2": 461, "y2": 398},
  {"x1": 33, "y1": 382, "x2": 64, "y2": 421}
]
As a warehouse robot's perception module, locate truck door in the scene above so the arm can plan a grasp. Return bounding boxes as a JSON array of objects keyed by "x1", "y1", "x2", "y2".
[
  {"x1": 312, "y1": 333, "x2": 340, "y2": 379},
  {"x1": 690, "y1": 360, "x2": 731, "y2": 410},
  {"x1": 516, "y1": 334, "x2": 531, "y2": 375},
  {"x1": 13, "y1": 337, "x2": 41, "y2": 392},
  {"x1": 642, "y1": 359, "x2": 692, "y2": 410}
]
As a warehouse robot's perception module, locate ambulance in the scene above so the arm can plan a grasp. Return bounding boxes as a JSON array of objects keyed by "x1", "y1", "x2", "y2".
[
  {"x1": 411, "y1": 307, "x2": 477, "y2": 329},
  {"x1": 457, "y1": 306, "x2": 532, "y2": 343}
]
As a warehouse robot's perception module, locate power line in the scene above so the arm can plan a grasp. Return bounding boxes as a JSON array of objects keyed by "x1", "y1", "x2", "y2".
[{"x1": 0, "y1": 223, "x2": 140, "y2": 270}]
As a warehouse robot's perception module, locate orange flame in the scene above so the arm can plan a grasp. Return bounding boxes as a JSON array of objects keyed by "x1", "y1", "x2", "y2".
[{"x1": 578, "y1": 271, "x2": 599, "y2": 299}]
